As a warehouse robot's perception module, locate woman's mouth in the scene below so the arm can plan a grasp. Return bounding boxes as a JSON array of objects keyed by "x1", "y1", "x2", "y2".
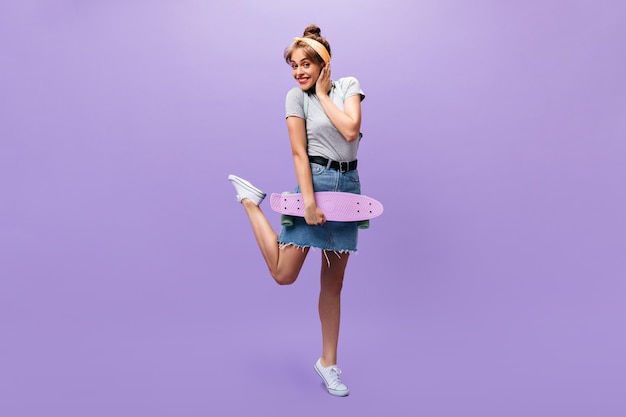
[{"x1": 297, "y1": 77, "x2": 309, "y2": 85}]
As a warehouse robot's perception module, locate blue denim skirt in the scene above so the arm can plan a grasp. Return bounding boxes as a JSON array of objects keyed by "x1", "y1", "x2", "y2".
[{"x1": 278, "y1": 163, "x2": 361, "y2": 252}]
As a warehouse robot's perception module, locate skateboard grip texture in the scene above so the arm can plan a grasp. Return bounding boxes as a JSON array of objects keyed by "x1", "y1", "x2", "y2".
[{"x1": 271, "y1": 192, "x2": 383, "y2": 222}]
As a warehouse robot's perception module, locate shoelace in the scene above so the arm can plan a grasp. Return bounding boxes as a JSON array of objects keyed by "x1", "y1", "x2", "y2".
[{"x1": 327, "y1": 366, "x2": 344, "y2": 388}]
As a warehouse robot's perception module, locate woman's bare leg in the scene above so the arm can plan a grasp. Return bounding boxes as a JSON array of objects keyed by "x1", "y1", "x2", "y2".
[
  {"x1": 241, "y1": 199, "x2": 309, "y2": 285},
  {"x1": 318, "y1": 251, "x2": 350, "y2": 366}
]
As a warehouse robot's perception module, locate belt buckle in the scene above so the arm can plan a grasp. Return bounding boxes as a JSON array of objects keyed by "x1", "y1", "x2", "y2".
[{"x1": 339, "y1": 161, "x2": 348, "y2": 173}]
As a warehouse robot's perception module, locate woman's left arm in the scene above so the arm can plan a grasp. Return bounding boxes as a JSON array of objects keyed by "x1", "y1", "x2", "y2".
[{"x1": 316, "y1": 64, "x2": 362, "y2": 142}]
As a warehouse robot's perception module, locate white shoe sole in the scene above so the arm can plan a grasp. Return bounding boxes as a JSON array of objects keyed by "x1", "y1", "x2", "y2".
[
  {"x1": 228, "y1": 174, "x2": 266, "y2": 205},
  {"x1": 314, "y1": 362, "x2": 350, "y2": 397}
]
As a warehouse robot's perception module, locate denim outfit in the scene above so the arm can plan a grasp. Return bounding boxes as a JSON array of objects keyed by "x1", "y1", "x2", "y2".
[
  {"x1": 278, "y1": 162, "x2": 361, "y2": 252},
  {"x1": 280, "y1": 76, "x2": 365, "y2": 253}
]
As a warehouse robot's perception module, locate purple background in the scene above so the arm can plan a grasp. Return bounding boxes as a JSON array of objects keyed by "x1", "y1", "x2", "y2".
[{"x1": 1, "y1": 1, "x2": 625, "y2": 416}]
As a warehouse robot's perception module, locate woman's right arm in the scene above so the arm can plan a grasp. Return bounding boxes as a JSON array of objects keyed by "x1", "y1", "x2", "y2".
[{"x1": 286, "y1": 116, "x2": 326, "y2": 226}]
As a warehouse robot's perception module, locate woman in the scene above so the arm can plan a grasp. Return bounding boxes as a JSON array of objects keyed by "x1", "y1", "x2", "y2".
[{"x1": 228, "y1": 24, "x2": 364, "y2": 397}]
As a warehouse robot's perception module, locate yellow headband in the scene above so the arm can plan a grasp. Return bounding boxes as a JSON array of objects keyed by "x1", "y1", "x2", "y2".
[{"x1": 293, "y1": 37, "x2": 331, "y2": 63}]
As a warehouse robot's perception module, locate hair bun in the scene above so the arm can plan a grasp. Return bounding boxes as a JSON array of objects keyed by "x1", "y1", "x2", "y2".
[{"x1": 303, "y1": 24, "x2": 322, "y2": 37}]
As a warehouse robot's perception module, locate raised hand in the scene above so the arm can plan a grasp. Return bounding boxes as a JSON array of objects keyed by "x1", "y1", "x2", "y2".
[{"x1": 315, "y1": 63, "x2": 332, "y2": 97}]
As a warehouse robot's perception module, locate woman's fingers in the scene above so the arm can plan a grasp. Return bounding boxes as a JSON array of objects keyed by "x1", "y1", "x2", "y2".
[
  {"x1": 316, "y1": 64, "x2": 331, "y2": 95},
  {"x1": 315, "y1": 207, "x2": 323, "y2": 222}
]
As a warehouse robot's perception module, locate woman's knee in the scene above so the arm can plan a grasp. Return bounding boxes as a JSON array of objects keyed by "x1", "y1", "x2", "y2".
[
  {"x1": 271, "y1": 246, "x2": 308, "y2": 285},
  {"x1": 320, "y1": 273, "x2": 344, "y2": 293},
  {"x1": 271, "y1": 271, "x2": 298, "y2": 286}
]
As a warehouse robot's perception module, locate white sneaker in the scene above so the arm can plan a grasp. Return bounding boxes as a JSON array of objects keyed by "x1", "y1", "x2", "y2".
[
  {"x1": 314, "y1": 358, "x2": 349, "y2": 397},
  {"x1": 228, "y1": 174, "x2": 266, "y2": 205}
]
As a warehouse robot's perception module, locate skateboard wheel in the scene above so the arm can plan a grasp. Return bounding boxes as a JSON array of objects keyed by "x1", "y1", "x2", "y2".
[
  {"x1": 281, "y1": 214, "x2": 294, "y2": 227},
  {"x1": 357, "y1": 219, "x2": 370, "y2": 229}
]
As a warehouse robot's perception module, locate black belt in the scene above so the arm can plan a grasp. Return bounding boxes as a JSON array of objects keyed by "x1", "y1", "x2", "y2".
[{"x1": 309, "y1": 156, "x2": 358, "y2": 172}]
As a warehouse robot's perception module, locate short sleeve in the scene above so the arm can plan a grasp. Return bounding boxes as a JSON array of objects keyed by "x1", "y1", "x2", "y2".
[
  {"x1": 285, "y1": 87, "x2": 305, "y2": 119},
  {"x1": 337, "y1": 76, "x2": 365, "y2": 102}
]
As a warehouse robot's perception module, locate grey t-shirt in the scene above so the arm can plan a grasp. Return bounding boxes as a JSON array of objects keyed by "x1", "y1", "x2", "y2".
[{"x1": 285, "y1": 76, "x2": 365, "y2": 162}]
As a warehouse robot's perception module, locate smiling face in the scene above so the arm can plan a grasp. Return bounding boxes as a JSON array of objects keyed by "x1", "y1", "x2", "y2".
[{"x1": 290, "y1": 47, "x2": 324, "y2": 91}]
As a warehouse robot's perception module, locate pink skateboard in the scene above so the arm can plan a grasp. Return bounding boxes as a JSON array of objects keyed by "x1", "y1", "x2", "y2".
[{"x1": 270, "y1": 192, "x2": 384, "y2": 222}]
